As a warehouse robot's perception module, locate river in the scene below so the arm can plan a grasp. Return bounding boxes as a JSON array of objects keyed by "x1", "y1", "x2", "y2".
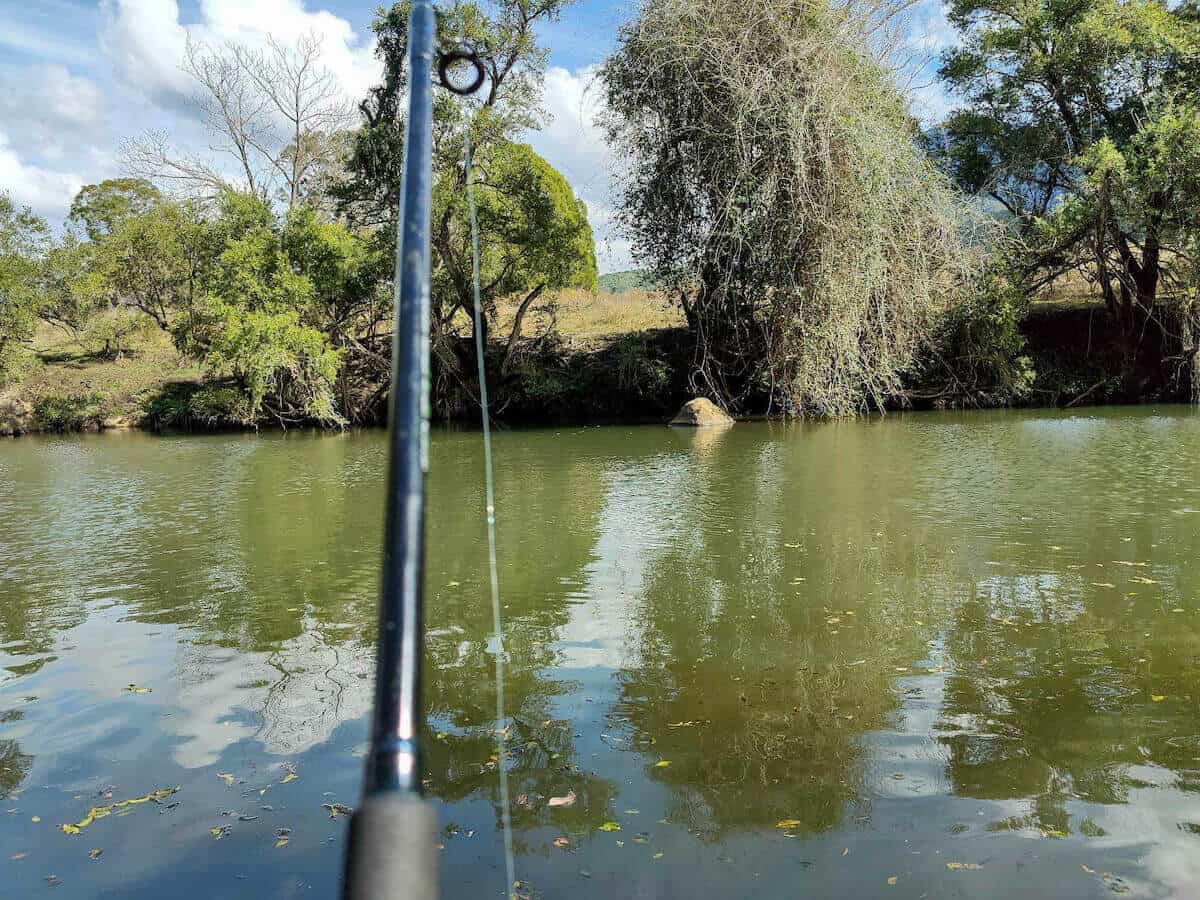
[{"x1": 3, "y1": 407, "x2": 1200, "y2": 898}]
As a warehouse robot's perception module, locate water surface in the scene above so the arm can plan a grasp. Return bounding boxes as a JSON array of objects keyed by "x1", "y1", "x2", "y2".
[{"x1": 3, "y1": 408, "x2": 1200, "y2": 897}]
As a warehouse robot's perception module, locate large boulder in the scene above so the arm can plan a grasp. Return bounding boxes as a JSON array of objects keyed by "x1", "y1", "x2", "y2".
[
  {"x1": 0, "y1": 392, "x2": 33, "y2": 436},
  {"x1": 669, "y1": 397, "x2": 734, "y2": 427}
]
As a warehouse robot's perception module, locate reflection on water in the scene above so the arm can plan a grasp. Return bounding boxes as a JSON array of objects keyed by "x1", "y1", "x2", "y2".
[{"x1": 3, "y1": 408, "x2": 1200, "y2": 898}]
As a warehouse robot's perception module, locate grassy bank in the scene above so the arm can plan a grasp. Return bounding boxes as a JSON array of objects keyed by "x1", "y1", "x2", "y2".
[{"x1": 2, "y1": 285, "x2": 1193, "y2": 436}]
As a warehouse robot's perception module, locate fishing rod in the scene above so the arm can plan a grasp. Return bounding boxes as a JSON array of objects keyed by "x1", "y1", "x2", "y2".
[{"x1": 341, "y1": 3, "x2": 486, "y2": 899}]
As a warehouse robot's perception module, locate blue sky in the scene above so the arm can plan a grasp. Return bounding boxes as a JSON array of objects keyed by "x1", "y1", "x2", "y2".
[{"x1": 0, "y1": 0, "x2": 955, "y2": 272}]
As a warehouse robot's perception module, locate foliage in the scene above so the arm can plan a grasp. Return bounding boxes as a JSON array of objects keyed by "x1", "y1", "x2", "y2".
[
  {"x1": 68, "y1": 178, "x2": 163, "y2": 240},
  {"x1": 32, "y1": 392, "x2": 104, "y2": 432},
  {"x1": 0, "y1": 193, "x2": 49, "y2": 386},
  {"x1": 335, "y1": 0, "x2": 595, "y2": 401},
  {"x1": 180, "y1": 192, "x2": 344, "y2": 424},
  {"x1": 603, "y1": 0, "x2": 988, "y2": 416},
  {"x1": 142, "y1": 382, "x2": 254, "y2": 430},
  {"x1": 598, "y1": 270, "x2": 658, "y2": 294},
  {"x1": 936, "y1": 0, "x2": 1200, "y2": 375}
]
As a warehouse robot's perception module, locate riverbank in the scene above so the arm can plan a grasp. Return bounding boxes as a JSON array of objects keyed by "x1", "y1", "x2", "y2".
[{"x1": 3, "y1": 290, "x2": 1195, "y2": 437}]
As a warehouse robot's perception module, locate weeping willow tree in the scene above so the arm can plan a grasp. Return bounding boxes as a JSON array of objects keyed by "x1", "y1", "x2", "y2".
[{"x1": 603, "y1": 0, "x2": 991, "y2": 416}]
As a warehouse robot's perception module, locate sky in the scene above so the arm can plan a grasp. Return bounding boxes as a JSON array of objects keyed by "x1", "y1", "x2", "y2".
[{"x1": 0, "y1": 0, "x2": 958, "y2": 273}]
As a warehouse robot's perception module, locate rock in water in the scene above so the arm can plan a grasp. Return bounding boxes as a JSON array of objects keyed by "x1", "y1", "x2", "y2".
[{"x1": 670, "y1": 398, "x2": 734, "y2": 427}]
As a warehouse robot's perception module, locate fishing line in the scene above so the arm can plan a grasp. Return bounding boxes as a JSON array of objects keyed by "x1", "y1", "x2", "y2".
[{"x1": 465, "y1": 126, "x2": 518, "y2": 899}]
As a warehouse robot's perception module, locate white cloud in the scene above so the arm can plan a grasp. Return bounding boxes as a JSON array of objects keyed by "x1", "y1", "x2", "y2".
[
  {"x1": 99, "y1": 0, "x2": 380, "y2": 113},
  {"x1": 527, "y1": 65, "x2": 635, "y2": 273},
  {"x1": 0, "y1": 65, "x2": 108, "y2": 161},
  {"x1": 0, "y1": 132, "x2": 85, "y2": 219}
]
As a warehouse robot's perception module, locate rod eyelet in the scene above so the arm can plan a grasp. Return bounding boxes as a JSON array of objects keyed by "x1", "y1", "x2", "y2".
[{"x1": 437, "y1": 44, "x2": 486, "y2": 96}]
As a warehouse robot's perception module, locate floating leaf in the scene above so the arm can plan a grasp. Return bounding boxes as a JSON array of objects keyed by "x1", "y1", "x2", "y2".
[
  {"x1": 1091, "y1": 583, "x2": 1116, "y2": 589},
  {"x1": 125, "y1": 684, "x2": 152, "y2": 694},
  {"x1": 446, "y1": 581, "x2": 460, "y2": 587},
  {"x1": 217, "y1": 773, "x2": 236, "y2": 787},
  {"x1": 1152, "y1": 695, "x2": 1167, "y2": 702},
  {"x1": 322, "y1": 803, "x2": 353, "y2": 820},
  {"x1": 946, "y1": 862, "x2": 983, "y2": 871},
  {"x1": 280, "y1": 774, "x2": 298, "y2": 784},
  {"x1": 653, "y1": 852, "x2": 664, "y2": 860},
  {"x1": 887, "y1": 876, "x2": 897, "y2": 885},
  {"x1": 1081, "y1": 864, "x2": 1096, "y2": 874},
  {"x1": 88, "y1": 849, "x2": 102, "y2": 860},
  {"x1": 777, "y1": 819, "x2": 803, "y2": 828},
  {"x1": 211, "y1": 826, "x2": 231, "y2": 840},
  {"x1": 633, "y1": 832, "x2": 650, "y2": 844},
  {"x1": 60, "y1": 824, "x2": 79, "y2": 835},
  {"x1": 436, "y1": 732, "x2": 448, "y2": 741},
  {"x1": 1040, "y1": 828, "x2": 1067, "y2": 838},
  {"x1": 599, "y1": 822, "x2": 621, "y2": 832},
  {"x1": 275, "y1": 838, "x2": 289, "y2": 848},
  {"x1": 553, "y1": 837, "x2": 570, "y2": 848},
  {"x1": 11, "y1": 852, "x2": 28, "y2": 860},
  {"x1": 623, "y1": 809, "x2": 640, "y2": 815},
  {"x1": 547, "y1": 791, "x2": 576, "y2": 808},
  {"x1": 654, "y1": 761, "x2": 671, "y2": 768},
  {"x1": 31, "y1": 816, "x2": 41, "y2": 823}
]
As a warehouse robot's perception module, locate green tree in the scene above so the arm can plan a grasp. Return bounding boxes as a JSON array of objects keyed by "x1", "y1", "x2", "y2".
[
  {"x1": 176, "y1": 192, "x2": 344, "y2": 424},
  {"x1": 335, "y1": 1, "x2": 596, "y2": 401},
  {"x1": 68, "y1": 178, "x2": 163, "y2": 241},
  {"x1": 0, "y1": 193, "x2": 49, "y2": 386},
  {"x1": 937, "y1": 0, "x2": 1200, "y2": 378}
]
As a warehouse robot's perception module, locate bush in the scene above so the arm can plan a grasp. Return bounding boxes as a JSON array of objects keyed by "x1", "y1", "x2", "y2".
[
  {"x1": 142, "y1": 382, "x2": 254, "y2": 431},
  {"x1": 33, "y1": 393, "x2": 104, "y2": 432}
]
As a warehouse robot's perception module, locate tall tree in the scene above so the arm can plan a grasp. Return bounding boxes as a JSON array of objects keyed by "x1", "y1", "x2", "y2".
[
  {"x1": 334, "y1": 1, "x2": 596, "y2": 407},
  {"x1": 603, "y1": 0, "x2": 982, "y2": 416},
  {"x1": 937, "y1": 0, "x2": 1200, "y2": 377},
  {"x1": 0, "y1": 193, "x2": 49, "y2": 386},
  {"x1": 123, "y1": 33, "x2": 354, "y2": 209}
]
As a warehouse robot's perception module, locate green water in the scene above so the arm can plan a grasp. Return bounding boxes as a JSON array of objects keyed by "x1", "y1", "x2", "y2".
[{"x1": 3, "y1": 408, "x2": 1200, "y2": 898}]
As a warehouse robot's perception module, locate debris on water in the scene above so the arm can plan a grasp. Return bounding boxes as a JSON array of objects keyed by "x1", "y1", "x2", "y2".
[
  {"x1": 776, "y1": 819, "x2": 802, "y2": 828},
  {"x1": 11, "y1": 852, "x2": 28, "y2": 860},
  {"x1": 578, "y1": 869, "x2": 591, "y2": 879},
  {"x1": 553, "y1": 837, "x2": 570, "y2": 848},
  {"x1": 125, "y1": 684, "x2": 151, "y2": 694},
  {"x1": 633, "y1": 832, "x2": 650, "y2": 844},
  {"x1": 238, "y1": 815, "x2": 259, "y2": 822},
  {"x1": 548, "y1": 791, "x2": 576, "y2": 808},
  {"x1": 1152, "y1": 695, "x2": 1167, "y2": 702},
  {"x1": 322, "y1": 803, "x2": 353, "y2": 819},
  {"x1": 887, "y1": 876, "x2": 897, "y2": 885},
  {"x1": 623, "y1": 809, "x2": 640, "y2": 815},
  {"x1": 217, "y1": 773, "x2": 237, "y2": 787},
  {"x1": 31, "y1": 816, "x2": 41, "y2": 823},
  {"x1": 58, "y1": 787, "x2": 179, "y2": 835},
  {"x1": 946, "y1": 862, "x2": 983, "y2": 870},
  {"x1": 280, "y1": 774, "x2": 298, "y2": 784},
  {"x1": 88, "y1": 849, "x2": 102, "y2": 860},
  {"x1": 211, "y1": 825, "x2": 231, "y2": 840},
  {"x1": 654, "y1": 760, "x2": 671, "y2": 768},
  {"x1": 45, "y1": 874, "x2": 62, "y2": 887},
  {"x1": 599, "y1": 822, "x2": 621, "y2": 832},
  {"x1": 653, "y1": 852, "x2": 664, "y2": 860}
]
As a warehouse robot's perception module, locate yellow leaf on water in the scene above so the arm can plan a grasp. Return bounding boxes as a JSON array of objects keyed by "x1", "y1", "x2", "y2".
[
  {"x1": 946, "y1": 862, "x2": 983, "y2": 871},
  {"x1": 1152, "y1": 695, "x2": 1167, "y2": 702},
  {"x1": 553, "y1": 837, "x2": 571, "y2": 848},
  {"x1": 60, "y1": 824, "x2": 79, "y2": 835},
  {"x1": 435, "y1": 732, "x2": 448, "y2": 740},
  {"x1": 125, "y1": 684, "x2": 152, "y2": 694},
  {"x1": 88, "y1": 848, "x2": 102, "y2": 860},
  {"x1": 599, "y1": 822, "x2": 621, "y2": 832},
  {"x1": 776, "y1": 819, "x2": 803, "y2": 829},
  {"x1": 653, "y1": 852, "x2": 664, "y2": 860},
  {"x1": 280, "y1": 773, "x2": 298, "y2": 784},
  {"x1": 275, "y1": 838, "x2": 289, "y2": 848},
  {"x1": 446, "y1": 581, "x2": 460, "y2": 587},
  {"x1": 1091, "y1": 583, "x2": 1116, "y2": 589},
  {"x1": 654, "y1": 760, "x2": 671, "y2": 768},
  {"x1": 887, "y1": 876, "x2": 898, "y2": 885},
  {"x1": 31, "y1": 816, "x2": 41, "y2": 823},
  {"x1": 623, "y1": 809, "x2": 640, "y2": 815}
]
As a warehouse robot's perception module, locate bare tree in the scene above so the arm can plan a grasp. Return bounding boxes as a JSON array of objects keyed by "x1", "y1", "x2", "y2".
[{"x1": 122, "y1": 31, "x2": 355, "y2": 210}]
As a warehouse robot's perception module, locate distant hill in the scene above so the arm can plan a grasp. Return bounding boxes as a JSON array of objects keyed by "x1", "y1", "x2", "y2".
[{"x1": 597, "y1": 270, "x2": 659, "y2": 294}]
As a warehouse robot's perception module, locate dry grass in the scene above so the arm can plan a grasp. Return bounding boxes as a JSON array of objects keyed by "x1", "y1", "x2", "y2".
[
  {"x1": 493, "y1": 288, "x2": 684, "y2": 345},
  {"x1": 22, "y1": 313, "x2": 201, "y2": 419}
]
